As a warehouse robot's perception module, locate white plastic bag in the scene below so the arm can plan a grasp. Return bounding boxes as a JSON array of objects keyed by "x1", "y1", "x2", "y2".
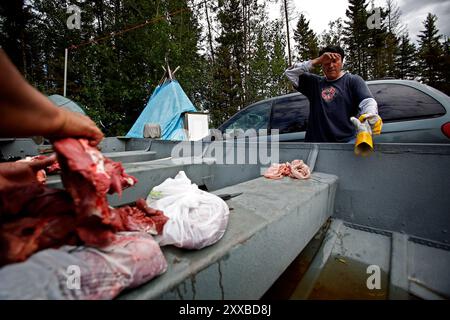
[{"x1": 147, "y1": 171, "x2": 229, "y2": 249}]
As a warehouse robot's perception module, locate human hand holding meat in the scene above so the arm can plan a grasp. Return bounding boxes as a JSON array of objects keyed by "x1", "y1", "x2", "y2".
[
  {"x1": 0, "y1": 155, "x2": 56, "y2": 189},
  {"x1": 0, "y1": 154, "x2": 78, "y2": 265},
  {"x1": 0, "y1": 138, "x2": 169, "y2": 266},
  {"x1": 0, "y1": 50, "x2": 166, "y2": 267},
  {"x1": 0, "y1": 49, "x2": 103, "y2": 147},
  {"x1": 50, "y1": 109, "x2": 104, "y2": 146},
  {"x1": 0, "y1": 155, "x2": 58, "y2": 218}
]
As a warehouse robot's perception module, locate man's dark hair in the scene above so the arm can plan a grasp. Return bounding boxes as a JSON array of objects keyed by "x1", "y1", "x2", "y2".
[{"x1": 319, "y1": 46, "x2": 345, "y2": 61}]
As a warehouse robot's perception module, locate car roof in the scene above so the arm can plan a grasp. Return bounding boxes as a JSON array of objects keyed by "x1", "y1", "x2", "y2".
[
  {"x1": 219, "y1": 79, "x2": 450, "y2": 131},
  {"x1": 242, "y1": 79, "x2": 449, "y2": 109}
]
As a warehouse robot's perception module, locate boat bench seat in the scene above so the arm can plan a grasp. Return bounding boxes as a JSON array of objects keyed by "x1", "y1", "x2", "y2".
[{"x1": 119, "y1": 172, "x2": 338, "y2": 299}]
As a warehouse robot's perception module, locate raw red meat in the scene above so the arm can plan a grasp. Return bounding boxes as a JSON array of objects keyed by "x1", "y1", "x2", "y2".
[
  {"x1": 115, "y1": 198, "x2": 168, "y2": 235},
  {"x1": 0, "y1": 187, "x2": 78, "y2": 265},
  {"x1": 53, "y1": 138, "x2": 140, "y2": 246},
  {"x1": 46, "y1": 161, "x2": 61, "y2": 174},
  {"x1": 0, "y1": 215, "x2": 77, "y2": 265},
  {"x1": 0, "y1": 138, "x2": 168, "y2": 266}
]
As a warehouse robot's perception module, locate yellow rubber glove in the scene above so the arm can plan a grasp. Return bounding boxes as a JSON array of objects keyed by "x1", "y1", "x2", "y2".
[
  {"x1": 350, "y1": 116, "x2": 374, "y2": 156},
  {"x1": 358, "y1": 113, "x2": 383, "y2": 135}
]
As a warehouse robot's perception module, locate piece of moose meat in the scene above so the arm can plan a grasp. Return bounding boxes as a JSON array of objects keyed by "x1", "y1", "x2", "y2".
[
  {"x1": 53, "y1": 138, "x2": 167, "y2": 246},
  {"x1": 0, "y1": 138, "x2": 168, "y2": 266},
  {"x1": 53, "y1": 138, "x2": 136, "y2": 246},
  {"x1": 115, "y1": 198, "x2": 168, "y2": 236},
  {"x1": 0, "y1": 187, "x2": 78, "y2": 266}
]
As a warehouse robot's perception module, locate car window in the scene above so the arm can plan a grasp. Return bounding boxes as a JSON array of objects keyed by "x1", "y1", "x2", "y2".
[
  {"x1": 271, "y1": 95, "x2": 310, "y2": 133},
  {"x1": 368, "y1": 84, "x2": 446, "y2": 122},
  {"x1": 222, "y1": 101, "x2": 271, "y2": 132}
]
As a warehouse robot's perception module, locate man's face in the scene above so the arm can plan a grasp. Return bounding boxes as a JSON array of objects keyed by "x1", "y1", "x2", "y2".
[{"x1": 322, "y1": 53, "x2": 343, "y2": 80}]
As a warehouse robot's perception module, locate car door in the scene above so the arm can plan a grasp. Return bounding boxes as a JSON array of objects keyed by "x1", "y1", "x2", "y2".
[
  {"x1": 270, "y1": 94, "x2": 310, "y2": 142},
  {"x1": 369, "y1": 83, "x2": 448, "y2": 143}
]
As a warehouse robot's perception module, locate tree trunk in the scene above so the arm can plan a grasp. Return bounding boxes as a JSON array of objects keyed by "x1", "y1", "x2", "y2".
[{"x1": 204, "y1": 2, "x2": 215, "y2": 63}]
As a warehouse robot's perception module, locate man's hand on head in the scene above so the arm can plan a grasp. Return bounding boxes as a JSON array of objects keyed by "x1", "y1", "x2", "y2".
[{"x1": 313, "y1": 52, "x2": 342, "y2": 66}]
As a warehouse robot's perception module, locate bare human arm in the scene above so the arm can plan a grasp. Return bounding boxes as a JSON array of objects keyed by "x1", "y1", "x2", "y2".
[
  {"x1": 0, "y1": 49, "x2": 103, "y2": 146},
  {"x1": 310, "y1": 52, "x2": 342, "y2": 67},
  {"x1": 284, "y1": 52, "x2": 343, "y2": 87}
]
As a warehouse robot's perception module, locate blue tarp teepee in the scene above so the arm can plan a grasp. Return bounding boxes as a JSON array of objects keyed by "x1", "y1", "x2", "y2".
[{"x1": 126, "y1": 79, "x2": 196, "y2": 140}]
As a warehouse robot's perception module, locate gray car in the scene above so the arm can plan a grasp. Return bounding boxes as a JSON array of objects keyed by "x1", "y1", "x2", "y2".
[{"x1": 218, "y1": 79, "x2": 450, "y2": 143}]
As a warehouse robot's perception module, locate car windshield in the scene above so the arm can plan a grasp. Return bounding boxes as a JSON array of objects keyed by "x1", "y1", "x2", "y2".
[{"x1": 222, "y1": 101, "x2": 271, "y2": 132}]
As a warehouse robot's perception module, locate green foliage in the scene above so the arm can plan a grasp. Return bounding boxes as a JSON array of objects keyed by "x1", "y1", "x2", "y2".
[
  {"x1": 1, "y1": 0, "x2": 449, "y2": 134},
  {"x1": 343, "y1": 0, "x2": 370, "y2": 78},
  {"x1": 366, "y1": 6, "x2": 390, "y2": 79},
  {"x1": 293, "y1": 14, "x2": 319, "y2": 63},
  {"x1": 0, "y1": 0, "x2": 205, "y2": 136},
  {"x1": 418, "y1": 13, "x2": 443, "y2": 86},
  {"x1": 441, "y1": 37, "x2": 450, "y2": 94},
  {"x1": 319, "y1": 18, "x2": 345, "y2": 48},
  {"x1": 247, "y1": 30, "x2": 270, "y2": 104},
  {"x1": 395, "y1": 34, "x2": 417, "y2": 79},
  {"x1": 269, "y1": 20, "x2": 290, "y2": 95},
  {"x1": 209, "y1": 0, "x2": 244, "y2": 127}
]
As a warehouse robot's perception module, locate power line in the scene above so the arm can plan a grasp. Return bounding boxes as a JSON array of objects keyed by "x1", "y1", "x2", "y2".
[
  {"x1": 69, "y1": 8, "x2": 186, "y2": 50},
  {"x1": 63, "y1": 0, "x2": 213, "y2": 96},
  {"x1": 69, "y1": 0, "x2": 212, "y2": 50}
]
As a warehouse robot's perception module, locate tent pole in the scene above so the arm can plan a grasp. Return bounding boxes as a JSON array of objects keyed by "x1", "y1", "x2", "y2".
[
  {"x1": 168, "y1": 64, "x2": 172, "y2": 80},
  {"x1": 172, "y1": 66, "x2": 180, "y2": 77}
]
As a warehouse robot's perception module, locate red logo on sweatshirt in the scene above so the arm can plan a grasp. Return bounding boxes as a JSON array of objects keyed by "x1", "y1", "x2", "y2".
[{"x1": 321, "y1": 86, "x2": 336, "y2": 102}]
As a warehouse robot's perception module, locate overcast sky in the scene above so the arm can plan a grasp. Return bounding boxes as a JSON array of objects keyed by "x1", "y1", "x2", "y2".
[{"x1": 267, "y1": 0, "x2": 450, "y2": 43}]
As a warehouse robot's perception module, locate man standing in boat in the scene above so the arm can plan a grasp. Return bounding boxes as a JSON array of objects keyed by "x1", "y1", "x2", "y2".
[{"x1": 284, "y1": 46, "x2": 382, "y2": 147}]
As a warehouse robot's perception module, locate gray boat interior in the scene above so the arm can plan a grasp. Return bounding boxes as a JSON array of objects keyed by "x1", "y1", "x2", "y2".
[{"x1": 1, "y1": 137, "x2": 449, "y2": 299}]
